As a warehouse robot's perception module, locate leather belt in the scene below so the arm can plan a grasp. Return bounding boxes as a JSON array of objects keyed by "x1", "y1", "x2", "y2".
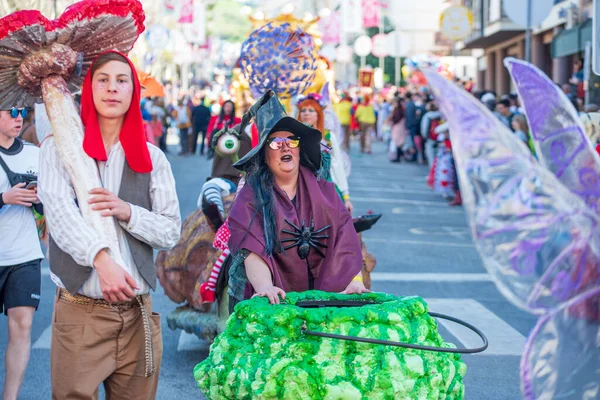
[{"x1": 58, "y1": 288, "x2": 149, "y2": 311}]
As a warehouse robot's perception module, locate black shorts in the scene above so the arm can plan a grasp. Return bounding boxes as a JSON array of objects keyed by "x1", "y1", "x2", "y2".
[{"x1": 0, "y1": 259, "x2": 42, "y2": 315}]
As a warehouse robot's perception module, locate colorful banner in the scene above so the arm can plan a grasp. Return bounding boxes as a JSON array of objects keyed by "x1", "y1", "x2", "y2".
[
  {"x1": 320, "y1": 12, "x2": 341, "y2": 44},
  {"x1": 362, "y1": 0, "x2": 380, "y2": 28},
  {"x1": 183, "y1": 2, "x2": 206, "y2": 44},
  {"x1": 178, "y1": 0, "x2": 194, "y2": 24}
]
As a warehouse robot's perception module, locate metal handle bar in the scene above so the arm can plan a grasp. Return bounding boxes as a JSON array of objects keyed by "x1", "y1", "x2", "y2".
[{"x1": 300, "y1": 311, "x2": 488, "y2": 354}]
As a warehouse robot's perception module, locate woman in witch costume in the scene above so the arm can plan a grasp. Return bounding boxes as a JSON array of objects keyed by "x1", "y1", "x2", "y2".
[{"x1": 227, "y1": 91, "x2": 368, "y2": 307}]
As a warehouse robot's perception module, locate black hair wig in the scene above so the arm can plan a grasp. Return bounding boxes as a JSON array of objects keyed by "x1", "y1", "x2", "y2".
[{"x1": 244, "y1": 143, "x2": 319, "y2": 257}]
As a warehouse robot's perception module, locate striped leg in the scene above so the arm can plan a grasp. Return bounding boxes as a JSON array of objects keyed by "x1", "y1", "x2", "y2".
[{"x1": 199, "y1": 249, "x2": 230, "y2": 303}]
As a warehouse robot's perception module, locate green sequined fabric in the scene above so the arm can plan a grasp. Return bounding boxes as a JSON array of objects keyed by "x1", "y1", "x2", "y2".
[{"x1": 194, "y1": 291, "x2": 466, "y2": 399}]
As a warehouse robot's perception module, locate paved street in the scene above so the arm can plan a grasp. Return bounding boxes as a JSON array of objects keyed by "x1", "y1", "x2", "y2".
[{"x1": 1, "y1": 139, "x2": 537, "y2": 399}]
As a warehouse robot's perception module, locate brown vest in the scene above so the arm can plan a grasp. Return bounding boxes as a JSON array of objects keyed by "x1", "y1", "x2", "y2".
[{"x1": 49, "y1": 162, "x2": 154, "y2": 294}]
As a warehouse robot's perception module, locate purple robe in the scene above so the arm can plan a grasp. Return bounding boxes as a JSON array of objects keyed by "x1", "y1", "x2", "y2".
[{"x1": 228, "y1": 166, "x2": 362, "y2": 293}]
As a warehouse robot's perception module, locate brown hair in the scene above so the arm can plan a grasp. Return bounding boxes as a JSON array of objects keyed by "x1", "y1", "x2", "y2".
[
  {"x1": 91, "y1": 52, "x2": 131, "y2": 78},
  {"x1": 512, "y1": 113, "x2": 528, "y2": 132}
]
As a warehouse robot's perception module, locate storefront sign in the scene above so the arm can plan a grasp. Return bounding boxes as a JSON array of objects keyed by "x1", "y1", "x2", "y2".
[
  {"x1": 439, "y1": 6, "x2": 474, "y2": 41},
  {"x1": 359, "y1": 68, "x2": 374, "y2": 87}
]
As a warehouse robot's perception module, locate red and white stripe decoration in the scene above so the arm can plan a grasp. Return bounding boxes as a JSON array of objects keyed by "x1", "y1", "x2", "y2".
[{"x1": 199, "y1": 221, "x2": 232, "y2": 303}]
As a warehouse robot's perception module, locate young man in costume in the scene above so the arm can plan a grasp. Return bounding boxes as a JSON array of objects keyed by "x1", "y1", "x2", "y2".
[
  {"x1": 38, "y1": 51, "x2": 181, "y2": 399},
  {"x1": 0, "y1": 105, "x2": 44, "y2": 400}
]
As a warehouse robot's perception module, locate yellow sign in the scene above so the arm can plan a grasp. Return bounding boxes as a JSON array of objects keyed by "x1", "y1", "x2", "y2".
[{"x1": 439, "y1": 5, "x2": 474, "y2": 41}]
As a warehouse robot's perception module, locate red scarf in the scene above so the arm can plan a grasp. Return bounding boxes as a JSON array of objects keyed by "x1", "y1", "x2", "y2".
[{"x1": 81, "y1": 51, "x2": 153, "y2": 173}]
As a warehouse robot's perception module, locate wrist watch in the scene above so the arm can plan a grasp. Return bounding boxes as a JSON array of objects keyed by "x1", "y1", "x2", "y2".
[{"x1": 0, "y1": 192, "x2": 4, "y2": 209}]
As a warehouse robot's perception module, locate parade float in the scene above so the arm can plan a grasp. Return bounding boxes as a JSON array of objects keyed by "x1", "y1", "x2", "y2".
[{"x1": 194, "y1": 291, "x2": 477, "y2": 400}]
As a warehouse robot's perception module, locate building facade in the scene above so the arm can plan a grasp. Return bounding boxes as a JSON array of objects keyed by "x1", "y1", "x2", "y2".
[
  {"x1": 388, "y1": 0, "x2": 451, "y2": 57},
  {"x1": 460, "y1": 0, "x2": 592, "y2": 95}
]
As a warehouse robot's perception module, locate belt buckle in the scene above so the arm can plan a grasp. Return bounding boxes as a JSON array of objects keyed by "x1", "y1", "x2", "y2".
[{"x1": 110, "y1": 298, "x2": 138, "y2": 311}]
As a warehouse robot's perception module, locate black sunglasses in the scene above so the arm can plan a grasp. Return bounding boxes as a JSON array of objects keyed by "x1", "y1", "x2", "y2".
[{"x1": 6, "y1": 107, "x2": 29, "y2": 119}]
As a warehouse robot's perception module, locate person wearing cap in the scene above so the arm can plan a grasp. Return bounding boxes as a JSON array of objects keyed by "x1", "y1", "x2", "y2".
[
  {"x1": 38, "y1": 51, "x2": 181, "y2": 399},
  {"x1": 226, "y1": 91, "x2": 368, "y2": 308}
]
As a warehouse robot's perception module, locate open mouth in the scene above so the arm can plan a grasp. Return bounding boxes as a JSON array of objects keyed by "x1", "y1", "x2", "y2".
[{"x1": 280, "y1": 154, "x2": 293, "y2": 162}]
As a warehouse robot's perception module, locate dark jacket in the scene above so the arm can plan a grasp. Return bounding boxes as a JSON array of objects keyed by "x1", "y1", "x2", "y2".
[
  {"x1": 405, "y1": 100, "x2": 418, "y2": 132},
  {"x1": 192, "y1": 104, "x2": 211, "y2": 134}
]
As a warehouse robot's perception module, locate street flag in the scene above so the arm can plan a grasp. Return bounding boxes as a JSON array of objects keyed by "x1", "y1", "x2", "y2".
[
  {"x1": 183, "y1": 2, "x2": 206, "y2": 44},
  {"x1": 362, "y1": 0, "x2": 380, "y2": 28},
  {"x1": 320, "y1": 12, "x2": 341, "y2": 44},
  {"x1": 178, "y1": 0, "x2": 194, "y2": 23}
]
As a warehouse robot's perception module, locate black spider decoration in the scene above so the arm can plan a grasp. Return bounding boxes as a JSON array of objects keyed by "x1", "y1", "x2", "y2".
[{"x1": 281, "y1": 219, "x2": 331, "y2": 259}]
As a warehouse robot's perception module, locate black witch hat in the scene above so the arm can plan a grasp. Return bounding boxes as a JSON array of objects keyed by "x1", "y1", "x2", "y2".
[{"x1": 233, "y1": 90, "x2": 322, "y2": 172}]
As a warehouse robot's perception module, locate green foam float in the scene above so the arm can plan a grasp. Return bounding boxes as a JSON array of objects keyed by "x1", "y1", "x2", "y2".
[{"x1": 194, "y1": 291, "x2": 467, "y2": 400}]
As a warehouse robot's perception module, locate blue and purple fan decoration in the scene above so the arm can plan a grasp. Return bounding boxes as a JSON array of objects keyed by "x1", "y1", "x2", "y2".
[{"x1": 239, "y1": 22, "x2": 318, "y2": 100}]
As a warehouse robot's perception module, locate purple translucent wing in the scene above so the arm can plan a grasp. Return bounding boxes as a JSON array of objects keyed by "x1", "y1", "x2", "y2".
[
  {"x1": 520, "y1": 287, "x2": 600, "y2": 400},
  {"x1": 424, "y1": 71, "x2": 600, "y2": 314},
  {"x1": 320, "y1": 81, "x2": 330, "y2": 107},
  {"x1": 505, "y1": 58, "x2": 600, "y2": 213}
]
